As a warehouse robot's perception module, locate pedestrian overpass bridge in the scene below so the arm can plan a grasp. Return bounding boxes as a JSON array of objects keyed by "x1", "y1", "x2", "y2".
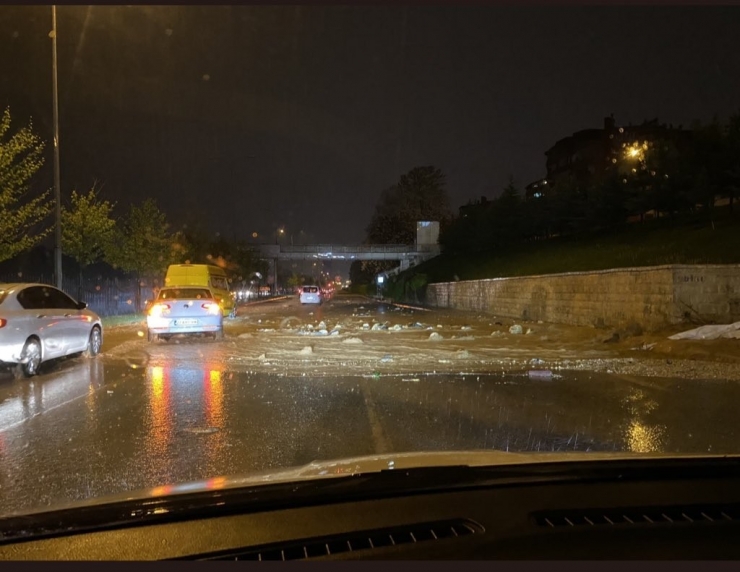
[
  {"x1": 258, "y1": 243, "x2": 441, "y2": 285},
  {"x1": 258, "y1": 243, "x2": 440, "y2": 264},
  {"x1": 257, "y1": 222, "x2": 442, "y2": 286}
]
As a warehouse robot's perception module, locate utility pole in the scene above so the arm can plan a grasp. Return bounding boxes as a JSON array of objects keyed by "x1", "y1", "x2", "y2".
[{"x1": 51, "y1": 5, "x2": 63, "y2": 288}]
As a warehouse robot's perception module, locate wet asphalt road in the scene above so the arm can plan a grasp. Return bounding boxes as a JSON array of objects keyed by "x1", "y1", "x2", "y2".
[{"x1": 0, "y1": 295, "x2": 739, "y2": 517}]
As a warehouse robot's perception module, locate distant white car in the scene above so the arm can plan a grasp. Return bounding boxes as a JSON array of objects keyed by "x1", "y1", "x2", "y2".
[
  {"x1": 299, "y1": 285, "x2": 322, "y2": 305},
  {"x1": 0, "y1": 283, "x2": 103, "y2": 377}
]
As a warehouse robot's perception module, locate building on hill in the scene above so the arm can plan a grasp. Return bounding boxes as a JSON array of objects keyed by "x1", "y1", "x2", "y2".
[{"x1": 525, "y1": 115, "x2": 693, "y2": 200}]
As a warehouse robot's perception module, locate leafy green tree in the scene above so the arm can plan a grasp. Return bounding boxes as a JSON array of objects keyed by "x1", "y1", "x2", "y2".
[
  {"x1": 107, "y1": 198, "x2": 179, "y2": 307},
  {"x1": 62, "y1": 186, "x2": 116, "y2": 293},
  {"x1": 0, "y1": 108, "x2": 51, "y2": 262}
]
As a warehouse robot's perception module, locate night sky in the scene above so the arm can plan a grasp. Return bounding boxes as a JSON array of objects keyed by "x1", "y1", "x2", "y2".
[{"x1": 2, "y1": 5, "x2": 740, "y2": 244}]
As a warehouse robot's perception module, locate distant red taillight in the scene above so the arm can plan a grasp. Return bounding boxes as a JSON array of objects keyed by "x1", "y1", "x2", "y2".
[{"x1": 0, "y1": 318, "x2": 6, "y2": 328}]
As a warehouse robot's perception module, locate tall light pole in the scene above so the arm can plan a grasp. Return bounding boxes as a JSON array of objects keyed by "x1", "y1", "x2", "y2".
[{"x1": 51, "y1": 5, "x2": 63, "y2": 288}]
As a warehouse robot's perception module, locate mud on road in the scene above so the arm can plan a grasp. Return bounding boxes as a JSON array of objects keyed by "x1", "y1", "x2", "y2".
[{"x1": 101, "y1": 294, "x2": 740, "y2": 382}]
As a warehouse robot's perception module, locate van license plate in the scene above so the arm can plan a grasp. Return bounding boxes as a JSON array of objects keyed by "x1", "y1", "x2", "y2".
[{"x1": 175, "y1": 319, "x2": 198, "y2": 326}]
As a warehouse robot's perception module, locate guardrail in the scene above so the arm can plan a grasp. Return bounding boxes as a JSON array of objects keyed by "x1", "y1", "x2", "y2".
[{"x1": 278, "y1": 245, "x2": 413, "y2": 254}]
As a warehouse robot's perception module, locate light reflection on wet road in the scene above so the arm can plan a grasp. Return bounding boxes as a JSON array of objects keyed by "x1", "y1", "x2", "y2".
[
  {"x1": 0, "y1": 298, "x2": 739, "y2": 517},
  {"x1": 1, "y1": 361, "x2": 739, "y2": 516}
]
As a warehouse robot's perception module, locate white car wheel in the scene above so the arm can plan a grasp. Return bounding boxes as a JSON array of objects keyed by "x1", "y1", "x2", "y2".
[
  {"x1": 84, "y1": 327, "x2": 102, "y2": 357},
  {"x1": 19, "y1": 338, "x2": 42, "y2": 378}
]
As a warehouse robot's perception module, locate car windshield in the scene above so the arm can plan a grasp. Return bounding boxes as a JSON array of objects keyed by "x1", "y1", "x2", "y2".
[
  {"x1": 1, "y1": 5, "x2": 740, "y2": 524},
  {"x1": 158, "y1": 288, "x2": 213, "y2": 300}
]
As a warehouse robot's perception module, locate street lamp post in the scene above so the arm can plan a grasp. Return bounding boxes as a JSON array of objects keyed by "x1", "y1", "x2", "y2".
[{"x1": 51, "y1": 5, "x2": 63, "y2": 289}]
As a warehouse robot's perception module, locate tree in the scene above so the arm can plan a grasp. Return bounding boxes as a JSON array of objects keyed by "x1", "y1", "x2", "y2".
[
  {"x1": 62, "y1": 186, "x2": 117, "y2": 294},
  {"x1": 286, "y1": 273, "x2": 302, "y2": 289},
  {"x1": 350, "y1": 259, "x2": 376, "y2": 287},
  {"x1": 178, "y1": 219, "x2": 212, "y2": 264},
  {"x1": 366, "y1": 166, "x2": 453, "y2": 244},
  {"x1": 107, "y1": 198, "x2": 179, "y2": 308},
  {"x1": 722, "y1": 111, "x2": 740, "y2": 213},
  {"x1": 489, "y1": 176, "x2": 523, "y2": 244},
  {"x1": 688, "y1": 121, "x2": 724, "y2": 213},
  {"x1": 360, "y1": 166, "x2": 452, "y2": 282},
  {"x1": 0, "y1": 108, "x2": 51, "y2": 263},
  {"x1": 586, "y1": 173, "x2": 628, "y2": 229},
  {"x1": 214, "y1": 238, "x2": 269, "y2": 288},
  {"x1": 406, "y1": 272, "x2": 428, "y2": 303},
  {"x1": 548, "y1": 174, "x2": 589, "y2": 234}
]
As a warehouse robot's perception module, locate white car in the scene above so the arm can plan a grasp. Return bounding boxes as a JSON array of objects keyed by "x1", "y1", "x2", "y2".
[
  {"x1": 0, "y1": 283, "x2": 103, "y2": 377},
  {"x1": 299, "y1": 285, "x2": 322, "y2": 305},
  {"x1": 146, "y1": 287, "x2": 224, "y2": 342}
]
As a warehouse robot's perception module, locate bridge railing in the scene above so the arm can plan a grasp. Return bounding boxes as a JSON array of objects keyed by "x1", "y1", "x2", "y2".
[{"x1": 278, "y1": 244, "x2": 413, "y2": 254}]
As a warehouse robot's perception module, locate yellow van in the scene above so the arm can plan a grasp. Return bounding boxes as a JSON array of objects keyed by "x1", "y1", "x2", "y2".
[{"x1": 164, "y1": 264, "x2": 236, "y2": 317}]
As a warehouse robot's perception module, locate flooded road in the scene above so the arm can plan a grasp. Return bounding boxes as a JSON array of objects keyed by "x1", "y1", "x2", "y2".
[{"x1": 0, "y1": 294, "x2": 738, "y2": 517}]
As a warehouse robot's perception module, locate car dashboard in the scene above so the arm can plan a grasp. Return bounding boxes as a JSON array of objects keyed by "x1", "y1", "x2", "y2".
[{"x1": 1, "y1": 458, "x2": 739, "y2": 560}]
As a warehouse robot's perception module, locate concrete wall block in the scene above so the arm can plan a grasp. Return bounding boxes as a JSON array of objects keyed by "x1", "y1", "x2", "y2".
[{"x1": 427, "y1": 264, "x2": 740, "y2": 331}]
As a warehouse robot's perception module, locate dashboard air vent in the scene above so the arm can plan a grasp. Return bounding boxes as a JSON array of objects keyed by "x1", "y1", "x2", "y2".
[
  {"x1": 192, "y1": 519, "x2": 482, "y2": 561},
  {"x1": 534, "y1": 504, "x2": 740, "y2": 528}
]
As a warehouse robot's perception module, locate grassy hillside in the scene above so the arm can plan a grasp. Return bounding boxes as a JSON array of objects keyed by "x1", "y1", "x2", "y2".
[{"x1": 401, "y1": 210, "x2": 740, "y2": 288}]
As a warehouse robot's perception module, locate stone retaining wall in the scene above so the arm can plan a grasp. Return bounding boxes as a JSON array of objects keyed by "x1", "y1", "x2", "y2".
[{"x1": 425, "y1": 265, "x2": 740, "y2": 331}]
